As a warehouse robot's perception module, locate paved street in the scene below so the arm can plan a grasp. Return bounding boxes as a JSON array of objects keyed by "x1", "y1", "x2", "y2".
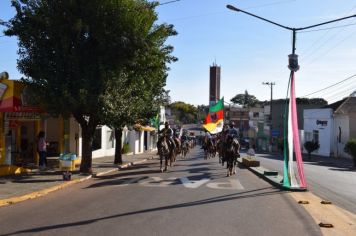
[
  {"x1": 0, "y1": 147, "x2": 321, "y2": 236},
  {"x1": 253, "y1": 152, "x2": 356, "y2": 215}
]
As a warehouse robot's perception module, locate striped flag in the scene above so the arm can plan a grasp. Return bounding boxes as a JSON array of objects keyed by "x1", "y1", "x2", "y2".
[{"x1": 203, "y1": 98, "x2": 224, "y2": 134}]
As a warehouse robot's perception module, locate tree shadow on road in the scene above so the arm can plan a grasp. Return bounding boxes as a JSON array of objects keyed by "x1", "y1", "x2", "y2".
[{"x1": 1, "y1": 187, "x2": 283, "y2": 236}]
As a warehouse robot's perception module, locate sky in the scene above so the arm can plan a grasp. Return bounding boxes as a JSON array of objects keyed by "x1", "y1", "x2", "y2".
[{"x1": 1, "y1": 0, "x2": 356, "y2": 106}]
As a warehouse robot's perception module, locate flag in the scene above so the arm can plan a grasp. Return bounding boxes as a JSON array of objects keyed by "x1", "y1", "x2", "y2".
[
  {"x1": 150, "y1": 114, "x2": 160, "y2": 131},
  {"x1": 203, "y1": 98, "x2": 224, "y2": 134}
]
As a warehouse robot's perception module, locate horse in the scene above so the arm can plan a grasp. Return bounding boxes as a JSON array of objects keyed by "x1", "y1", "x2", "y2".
[
  {"x1": 224, "y1": 135, "x2": 241, "y2": 176},
  {"x1": 173, "y1": 137, "x2": 181, "y2": 162},
  {"x1": 181, "y1": 140, "x2": 189, "y2": 158},
  {"x1": 216, "y1": 138, "x2": 225, "y2": 165},
  {"x1": 205, "y1": 138, "x2": 216, "y2": 160},
  {"x1": 157, "y1": 136, "x2": 175, "y2": 172}
]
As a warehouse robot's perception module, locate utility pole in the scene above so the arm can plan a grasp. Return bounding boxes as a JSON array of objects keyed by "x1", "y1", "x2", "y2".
[
  {"x1": 262, "y1": 82, "x2": 275, "y2": 149},
  {"x1": 227, "y1": 3, "x2": 356, "y2": 190}
]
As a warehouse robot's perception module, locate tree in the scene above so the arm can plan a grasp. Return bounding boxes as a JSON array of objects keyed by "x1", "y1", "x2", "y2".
[
  {"x1": 102, "y1": 12, "x2": 177, "y2": 164},
  {"x1": 303, "y1": 141, "x2": 320, "y2": 159},
  {"x1": 344, "y1": 139, "x2": 356, "y2": 167},
  {"x1": 230, "y1": 90, "x2": 259, "y2": 108},
  {"x1": 169, "y1": 101, "x2": 198, "y2": 124},
  {"x1": 5, "y1": 0, "x2": 168, "y2": 173}
]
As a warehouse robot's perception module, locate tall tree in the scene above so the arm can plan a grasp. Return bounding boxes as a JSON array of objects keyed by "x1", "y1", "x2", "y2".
[
  {"x1": 5, "y1": 0, "x2": 168, "y2": 173},
  {"x1": 169, "y1": 101, "x2": 198, "y2": 124},
  {"x1": 231, "y1": 90, "x2": 259, "y2": 108},
  {"x1": 102, "y1": 9, "x2": 177, "y2": 164}
]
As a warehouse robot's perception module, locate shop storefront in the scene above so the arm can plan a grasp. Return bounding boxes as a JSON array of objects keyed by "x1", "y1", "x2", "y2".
[{"x1": 0, "y1": 78, "x2": 44, "y2": 168}]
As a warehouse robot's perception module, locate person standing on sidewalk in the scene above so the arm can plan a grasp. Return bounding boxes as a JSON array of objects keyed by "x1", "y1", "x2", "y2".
[{"x1": 37, "y1": 131, "x2": 48, "y2": 170}]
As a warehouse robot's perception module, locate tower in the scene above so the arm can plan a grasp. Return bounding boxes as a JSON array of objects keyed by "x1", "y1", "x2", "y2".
[{"x1": 209, "y1": 63, "x2": 220, "y2": 105}]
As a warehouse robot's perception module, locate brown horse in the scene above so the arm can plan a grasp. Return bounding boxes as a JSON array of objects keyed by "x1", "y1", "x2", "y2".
[
  {"x1": 157, "y1": 136, "x2": 175, "y2": 172},
  {"x1": 224, "y1": 135, "x2": 240, "y2": 176},
  {"x1": 181, "y1": 140, "x2": 189, "y2": 158}
]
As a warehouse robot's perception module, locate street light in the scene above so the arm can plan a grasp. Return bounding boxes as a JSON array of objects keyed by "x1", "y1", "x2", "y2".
[{"x1": 227, "y1": 4, "x2": 356, "y2": 190}]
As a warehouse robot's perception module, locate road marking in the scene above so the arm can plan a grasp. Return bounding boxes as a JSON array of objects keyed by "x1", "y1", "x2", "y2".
[
  {"x1": 179, "y1": 177, "x2": 210, "y2": 189},
  {"x1": 118, "y1": 177, "x2": 147, "y2": 187},
  {"x1": 139, "y1": 177, "x2": 178, "y2": 187},
  {"x1": 206, "y1": 179, "x2": 244, "y2": 190}
]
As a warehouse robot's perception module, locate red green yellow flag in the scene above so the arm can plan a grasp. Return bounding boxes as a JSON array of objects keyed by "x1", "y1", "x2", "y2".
[{"x1": 203, "y1": 98, "x2": 224, "y2": 134}]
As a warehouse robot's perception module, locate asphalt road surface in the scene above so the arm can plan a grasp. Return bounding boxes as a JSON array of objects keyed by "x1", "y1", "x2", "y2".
[
  {"x1": 255, "y1": 153, "x2": 356, "y2": 214},
  {"x1": 0, "y1": 148, "x2": 321, "y2": 236}
]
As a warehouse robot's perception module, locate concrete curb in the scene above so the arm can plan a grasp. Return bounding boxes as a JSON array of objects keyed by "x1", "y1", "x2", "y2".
[
  {"x1": 237, "y1": 158, "x2": 285, "y2": 189},
  {"x1": 238, "y1": 158, "x2": 308, "y2": 191},
  {"x1": 0, "y1": 156, "x2": 157, "y2": 207}
]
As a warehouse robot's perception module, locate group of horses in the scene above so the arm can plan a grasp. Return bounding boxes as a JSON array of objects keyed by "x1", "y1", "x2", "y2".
[
  {"x1": 156, "y1": 135, "x2": 195, "y2": 172},
  {"x1": 156, "y1": 132, "x2": 240, "y2": 177},
  {"x1": 203, "y1": 134, "x2": 241, "y2": 177}
]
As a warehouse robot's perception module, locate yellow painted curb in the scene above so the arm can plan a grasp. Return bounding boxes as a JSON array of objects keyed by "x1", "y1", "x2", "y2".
[
  {"x1": 0, "y1": 157, "x2": 156, "y2": 207},
  {"x1": 289, "y1": 191, "x2": 356, "y2": 236},
  {"x1": 0, "y1": 165, "x2": 32, "y2": 177},
  {"x1": 0, "y1": 175, "x2": 91, "y2": 207}
]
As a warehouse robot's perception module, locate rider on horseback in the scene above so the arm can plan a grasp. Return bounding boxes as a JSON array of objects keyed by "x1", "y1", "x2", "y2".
[
  {"x1": 181, "y1": 130, "x2": 189, "y2": 143},
  {"x1": 159, "y1": 121, "x2": 176, "y2": 150},
  {"x1": 227, "y1": 121, "x2": 239, "y2": 139}
]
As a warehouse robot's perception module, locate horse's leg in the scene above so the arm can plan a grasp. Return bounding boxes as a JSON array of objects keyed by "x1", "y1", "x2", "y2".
[
  {"x1": 160, "y1": 154, "x2": 163, "y2": 172},
  {"x1": 164, "y1": 154, "x2": 168, "y2": 171}
]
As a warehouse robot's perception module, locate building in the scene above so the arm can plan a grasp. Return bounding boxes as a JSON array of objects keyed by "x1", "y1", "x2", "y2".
[
  {"x1": 0, "y1": 75, "x2": 158, "y2": 176},
  {"x1": 303, "y1": 96, "x2": 356, "y2": 158},
  {"x1": 209, "y1": 63, "x2": 220, "y2": 105}
]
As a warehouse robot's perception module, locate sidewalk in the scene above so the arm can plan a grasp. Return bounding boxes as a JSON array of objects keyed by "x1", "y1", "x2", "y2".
[
  {"x1": 239, "y1": 151, "x2": 356, "y2": 236},
  {"x1": 238, "y1": 151, "x2": 355, "y2": 189},
  {"x1": 0, "y1": 151, "x2": 158, "y2": 207}
]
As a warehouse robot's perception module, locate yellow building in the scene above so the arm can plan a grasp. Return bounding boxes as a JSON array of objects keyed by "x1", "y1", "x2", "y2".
[{"x1": 0, "y1": 75, "x2": 74, "y2": 176}]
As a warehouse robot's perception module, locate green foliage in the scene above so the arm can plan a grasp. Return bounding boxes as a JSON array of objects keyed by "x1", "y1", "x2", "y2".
[
  {"x1": 304, "y1": 141, "x2": 320, "y2": 158},
  {"x1": 169, "y1": 101, "x2": 198, "y2": 124},
  {"x1": 272, "y1": 98, "x2": 328, "y2": 106},
  {"x1": 344, "y1": 139, "x2": 356, "y2": 166},
  {"x1": 121, "y1": 143, "x2": 130, "y2": 154},
  {"x1": 230, "y1": 90, "x2": 259, "y2": 108},
  {"x1": 5, "y1": 0, "x2": 176, "y2": 172}
]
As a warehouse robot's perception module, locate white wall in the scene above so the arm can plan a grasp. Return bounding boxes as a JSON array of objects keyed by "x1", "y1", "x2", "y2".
[
  {"x1": 304, "y1": 109, "x2": 333, "y2": 156},
  {"x1": 92, "y1": 126, "x2": 115, "y2": 158}
]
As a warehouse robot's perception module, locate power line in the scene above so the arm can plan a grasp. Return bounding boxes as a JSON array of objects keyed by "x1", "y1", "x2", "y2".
[
  {"x1": 165, "y1": 0, "x2": 297, "y2": 23},
  {"x1": 299, "y1": 22, "x2": 356, "y2": 33},
  {"x1": 158, "y1": 0, "x2": 181, "y2": 6},
  {"x1": 246, "y1": 0, "x2": 297, "y2": 10},
  {"x1": 302, "y1": 73, "x2": 356, "y2": 97},
  {"x1": 326, "y1": 90, "x2": 355, "y2": 104},
  {"x1": 314, "y1": 79, "x2": 356, "y2": 99},
  {"x1": 300, "y1": 5, "x2": 356, "y2": 63}
]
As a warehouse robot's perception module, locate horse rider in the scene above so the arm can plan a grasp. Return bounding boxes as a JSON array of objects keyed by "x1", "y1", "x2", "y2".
[
  {"x1": 181, "y1": 130, "x2": 189, "y2": 143},
  {"x1": 159, "y1": 121, "x2": 176, "y2": 150},
  {"x1": 226, "y1": 121, "x2": 239, "y2": 144}
]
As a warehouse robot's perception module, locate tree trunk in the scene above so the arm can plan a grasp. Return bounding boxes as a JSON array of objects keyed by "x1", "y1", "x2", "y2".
[
  {"x1": 80, "y1": 127, "x2": 94, "y2": 173},
  {"x1": 73, "y1": 113, "x2": 98, "y2": 174},
  {"x1": 114, "y1": 127, "x2": 123, "y2": 164}
]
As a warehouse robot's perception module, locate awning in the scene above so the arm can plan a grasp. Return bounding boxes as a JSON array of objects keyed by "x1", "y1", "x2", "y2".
[{"x1": 134, "y1": 124, "x2": 156, "y2": 132}]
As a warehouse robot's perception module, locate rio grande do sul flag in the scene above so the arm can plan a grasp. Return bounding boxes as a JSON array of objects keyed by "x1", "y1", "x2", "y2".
[{"x1": 203, "y1": 98, "x2": 224, "y2": 134}]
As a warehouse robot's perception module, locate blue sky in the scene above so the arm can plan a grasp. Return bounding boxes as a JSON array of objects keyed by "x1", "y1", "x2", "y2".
[{"x1": 1, "y1": 0, "x2": 356, "y2": 106}]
